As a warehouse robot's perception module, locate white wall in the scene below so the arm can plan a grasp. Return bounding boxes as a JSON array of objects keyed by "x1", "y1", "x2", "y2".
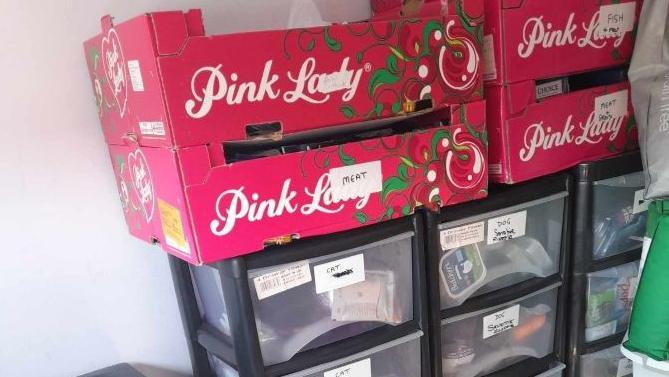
[{"x1": 0, "y1": 1, "x2": 359, "y2": 376}]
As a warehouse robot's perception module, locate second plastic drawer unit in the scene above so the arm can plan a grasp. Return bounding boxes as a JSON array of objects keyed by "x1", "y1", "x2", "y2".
[
  {"x1": 535, "y1": 363, "x2": 566, "y2": 377},
  {"x1": 170, "y1": 215, "x2": 429, "y2": 377},
  {"x1": 426, "y1": 174, "x2": 571, "y2": 377},
  {"x1": 578, "y1": 345, "x2": 632, "y2": 377},
  {"x1": 566, "y1": 152, "x2": 646, "y2": 377}
]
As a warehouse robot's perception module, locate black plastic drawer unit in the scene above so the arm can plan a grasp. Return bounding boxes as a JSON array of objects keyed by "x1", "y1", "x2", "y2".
[
  {"x1": 425, "y1": 174, "x2": 571, "y2": 377},
  {"x1": 567, "y1": 152, "x2": 645, "y2": 377},
  {"x1": 170, "y1": 215, "x2": 430, "y2": 377}
]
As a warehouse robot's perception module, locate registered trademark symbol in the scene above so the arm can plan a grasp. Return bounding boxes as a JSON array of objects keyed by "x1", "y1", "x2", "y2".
[{"x1": 364, "y1": 63, "x2": 372, "y2": 72}]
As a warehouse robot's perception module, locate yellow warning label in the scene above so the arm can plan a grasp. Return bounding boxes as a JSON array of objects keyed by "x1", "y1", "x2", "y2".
[{"x1": 158, "y1": 199, "x2": 190, "y2": 255}]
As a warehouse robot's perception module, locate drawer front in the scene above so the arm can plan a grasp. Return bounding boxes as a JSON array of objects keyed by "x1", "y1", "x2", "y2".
[
  {"x1": 580, "y1": 345, "x2": 632, "y2": 377},
  {"x1": 584, "y1": 261, "x2": 640, "y2": 342},
  {"x1": 441, "y1": 286, "x2": 559, "y2": 377},
  {"x1": 592, "y1": 172, "x2": 647, "y2": 260},
  {"x1": 438, "y1": 194, "x2": 565, "y2": 309},
  {"x1": 248, "y1": 233, "x2": 415, "y2": 365}
]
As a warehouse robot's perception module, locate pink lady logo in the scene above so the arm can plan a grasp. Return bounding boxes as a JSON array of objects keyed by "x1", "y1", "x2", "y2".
[
  {"x1": 519, "y1": 111, "x2": 625, "y2": 161},
  {"x1": 128, "y1": 150, "x2": 155, "y2": 222},
  {"x1": 185, "y1": 58, "x2": 365, "y2": 119},
  {"x1": 102, "y1": 28, "x2": 128, "y2": 117},
  {"x1": 517, "y1": 6, "x2": 634, "y2": 58},
  {"x1": 209, "y1": 173, "x2": 374, "y2": 236}
]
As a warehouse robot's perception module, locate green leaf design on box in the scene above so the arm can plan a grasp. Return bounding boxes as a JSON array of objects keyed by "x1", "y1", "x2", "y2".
[
  {"x1": 392, "y1": 101, "x2": 402, "y2": 114},
  {"x1": 374, "y1": 103, "x2": 384, "y2": 117},
  {"x1": 402, "y1": 205, "x2": 411, "y2": 216},
  {"x1": 89, "y1": 47, "x2": 100, "y2": 70},
  {"x1": 324, "y1": 27, "x2": 342, "y2": 52},
  {"x1": 340, "y1": 104, "x2": 356, "y2": 119},
  {"x1": 397, "y1": 164, "x2": 409, "y2": 181},
  {"x1": 338, "y1": 145, "x2": 355, "y2": 165},
  {"x1": 386, "y1": 55, "x2": 399, "y2": 74},
  {"x1": 354, "y1": 211, "x2": 368, "y2": 224},
  {"x1": 626, "y1": 116, "x2": 636, "y2": 132},
  {"x1": 382, "y1": 176, "x2": 409, "y2": 201},
  {"x1": 306, "y1": 39, "x2": 315, "y2": 51},
  {"x1": 400, "y1": 156, "x2": 417, "y2": 168},
  {"x1": 368, "y1": 68, "x2": 400, "y2": 97}
]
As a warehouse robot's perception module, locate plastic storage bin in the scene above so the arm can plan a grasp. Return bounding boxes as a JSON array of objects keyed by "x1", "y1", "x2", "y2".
[
  {"x1": 580, "y1": 345, "x2": 632, "y2": 377},
  {"x1": 209, "y1": 332, "x2": 423, "y2": 377},
  {"x1": 440, "y1": 284, "x2": 560, "y2": 377},
  {"x1": 170, "y1": 215, "x2": 429, "y2": 377},
  {"x1": 436, "y1": 195, "x2": 565, "y2": 309},
  {"x1": 584, "y1": 261, "x2": 639, "y2": 342},
  {"x1": 535, "y1": 363, "x2": 566, "y2": 377},
  {"x1": 566, "y1": 152, "x2": 645, "y2": 377},
  {"x1": 193, "y1": 233, "x2": 414, "y2": 364}
]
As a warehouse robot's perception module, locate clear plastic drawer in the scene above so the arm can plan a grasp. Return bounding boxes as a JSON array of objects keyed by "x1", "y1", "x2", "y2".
[
  {"x1": 441, "y1": 285, "x2": 559, "y2": 377},
  {"x1": 592, "y1": 172, "x2": 647, "y2": 259},
  {"x1": 438, "y1": 194, "x2": 565, "y2": 309},
  {"x1": 585, "y1": 261, "x2": 640, "y2": 342},
  {"x1": 580, "y1": 345, "x2": 632, "y2": 377}
]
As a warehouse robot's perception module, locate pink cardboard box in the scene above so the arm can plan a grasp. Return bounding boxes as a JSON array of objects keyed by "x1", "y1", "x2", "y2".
[
  {"x1": 484, "y1": 0, "x2": 641, "y2": 85},
  {"x1": 108, "y1": 101, "x2": 488, "y2": 264},
  {"x1": 83, "y1": 7, "x2": 483, "y2": 148},
  {"x1": 487, "y1": 81, "x2": 638, "y2": 184}
]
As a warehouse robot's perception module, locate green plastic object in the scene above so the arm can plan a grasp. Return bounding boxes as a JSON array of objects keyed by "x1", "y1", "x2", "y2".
[{"x1": 624, "y1": 201, "x2": 669, "y2": 361}]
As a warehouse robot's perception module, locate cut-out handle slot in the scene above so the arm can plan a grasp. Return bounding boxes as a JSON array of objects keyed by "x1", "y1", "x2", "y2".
[{"x1": 245, "y1": 122, "x2": 282, "y2": 140}]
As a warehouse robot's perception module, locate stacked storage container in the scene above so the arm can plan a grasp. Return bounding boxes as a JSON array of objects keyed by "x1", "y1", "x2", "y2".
[
  {"x1": 82, "y1": 2, "x2": 489, "y2": 377},
  {"x1": 425, "y1": 174, "x2": 571, "y2": 377},
  {"x1": 567, "y1": 152, "x2": 647, "y2": 377}
]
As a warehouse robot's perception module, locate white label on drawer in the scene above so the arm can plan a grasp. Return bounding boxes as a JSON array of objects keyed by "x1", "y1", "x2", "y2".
[
  {"x1": 139, "y1": 121, "x2": 166, "y2": 136},
  {"x1": 440, "y1": 222, "x2": 485, "y2": 250},
  {"x1": 483, "y1": 304, "x2": 520, "y2": 339},
  {"x1": 314, "y1": 254, "x2": 365, "y2": 294},
  {"x1": 253, "y1": 261, "x2": 312, "y2": 300},
  {"x1": 127, "y1": 60, "x2": 145, "y2": 92},
  {"x1": 633, "y1": 189, "x2": 649, "y2": 214},
  {"x1": 487, "y1": 211, "x2": 527, "y2": 245},
  {"x1": 324, "y1": 358, "x2": 371, "y2": 377},
  {"x1": 617, "y1": 357, "x2": 634, "y2": 377},
  {"x1": 598, "y1": 2, "x2": 636, "y2": 39},
  {"x1": 483, "y1": 34, "x2": 496, "y2": 81},
  {"x1": 536, "y1": 79, "x2": 565, "y2": 100},
  {"x1": 594, "y1": 90, "x2": 629, "y2": 125},
  {"x1": 328, "y1": 161, "x2": 383, "y2": 206}
]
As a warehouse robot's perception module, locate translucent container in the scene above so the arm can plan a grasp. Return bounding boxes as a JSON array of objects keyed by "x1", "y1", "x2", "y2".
[
  {"x1": 440, "y1": 285, "x2": 559, "y2": 377},
  {"x1": 209, "y1": 355, "x2": 239, "y2": 377},
  {"x1": 592, "y1": 172, "x2": 647, "y2": 259},
  {"x1": 584, "y1": 261, "x2": 640, "y2": 342},
  {"x1": 194, "y1": 233, "x2": 415, "y2": 365},
  {"x1": 208, "y1": 332, "x2": 423, "y2": 377},
  {"x1": 535, "y1": 363, "x2": 566, "y2": 377},
  {"x1": 580, "y1": 345, "x2": 632, "y2": 377},
  {"x1": 438, "y1": 194, "x2": 565, "y2": 309}
]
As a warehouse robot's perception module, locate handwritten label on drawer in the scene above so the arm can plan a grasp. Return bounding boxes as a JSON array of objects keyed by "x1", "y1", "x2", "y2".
[
  {"x1": 253, "y1": 261, "x2": 312, "y2": 300},
  {"x1": 314, "y1": 254, "x2": 365, "y2": 294},
  {"x1": 633, "y1": 189, "x2": 649, "y2": 214},
  {"x1": 324, "y1": 358, "x2": 371, "y2": 377},
  {"x1": 440, "y1": 222, "x2": 485, "y2": 250},
  {"x1": 617, "y1": 357, "x2": 633, "y2": 377},
  {"x1": 328, "y1": 161, "x2": 382, "y2": 204},
  {"x1": 487, "y1": 211, "x2": 527, "y2": 245},
  {"x1": 482, "y1": 304, "x2": 520, "y2": 339}
]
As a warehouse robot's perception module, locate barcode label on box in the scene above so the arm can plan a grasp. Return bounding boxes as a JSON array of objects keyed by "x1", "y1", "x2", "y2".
[
  {"x1": 253, "y1": 261, "x2": 312, "y2": 300},
  {"x1": 324, "y1": 358, "x2": 371, "y2": 377},
  {"x1": 139, "y1": 121, "x2": 166, "y2": 136},
  {"x1": 127, "y1": 60, "x2": 145, "y2": 92},
  {"x1": 483, "y1": 304, "x2": 520, "y2": 339},
  {"x1": 487, "y1": 211, "x2": 527, "y2": 245},
  {"x1": 440, "y1": 222, "x2": 485, "y2": 250}
]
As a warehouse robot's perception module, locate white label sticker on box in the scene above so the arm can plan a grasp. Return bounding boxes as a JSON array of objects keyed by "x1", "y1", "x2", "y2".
[
  {"x1": 483, "y1": 34, "x2": 497, "y2": 81},
  {"x1": 324, "y1": 358, "x2": 371, "y2": 377},
  {"x1": 617, "y1": 357, "x2": 634, "y2": 377},
  {"x1": 328, "y1": 161, "x2": 383, "y2": 205},
  {"x1": 139, "y1": 121, "x2": 166, "y2": 136},
  {"x1": 314, "y1": 254, "x2": 365, "y2": 294},
  {"x1": 440, "y1": 222, "x2": 485, "y2": 250},
  {"x1": 483, "y1": 304, "x2": 520, "y2": 339},
  {"x1": 633, "y1": 189, "x2": 649, "y2": 214},
  {"x1": 595, "y1": 90, "x2": 629, "y2": 125},
  {"x1": 127, "y1": 60, "x2": 145, "y2": 92},
  {"x1": 487, "y1": 211, "x2": 527, "y2": 245},
  {"x1": 253, "y1": 261, "x2": 312, "y2": 300},
  {"x1": 598, "y1": 2, "x2": 636, "y2": 39},
  {"x1": 536, "y1": 79, "x2": 565, "y2": 100}
]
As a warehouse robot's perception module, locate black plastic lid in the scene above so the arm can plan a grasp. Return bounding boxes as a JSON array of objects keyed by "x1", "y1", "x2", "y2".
[{"x1": 573, "y1": 152, "x2": 642, "y2": 183}]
